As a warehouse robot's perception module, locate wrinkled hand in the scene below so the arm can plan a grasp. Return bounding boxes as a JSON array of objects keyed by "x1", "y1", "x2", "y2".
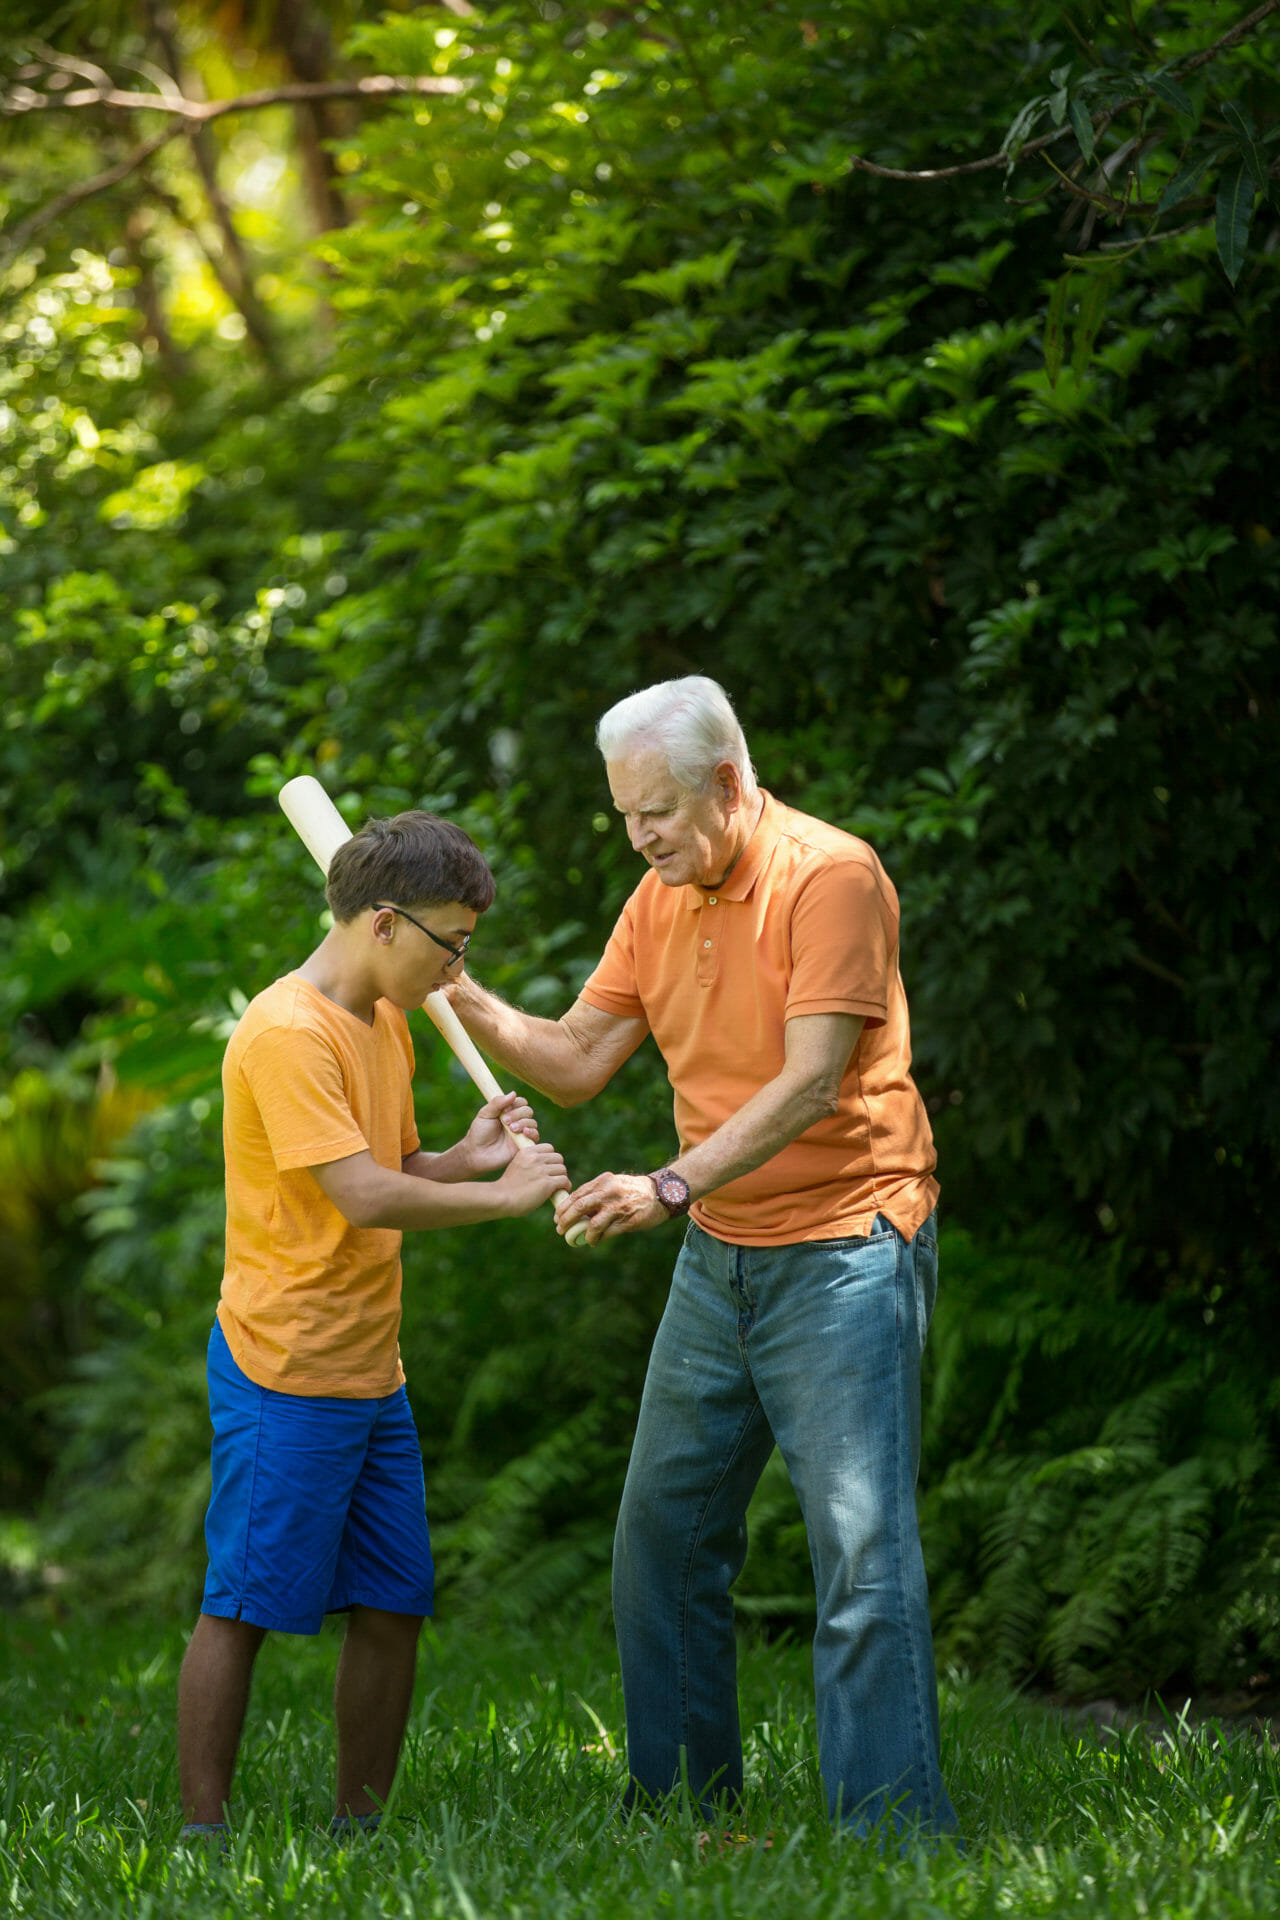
[
  {"x1": 465, "y1": 1091, "x2": 539, "y2": 1176},
  {"x1": 555, "y1": 1171, "x2": 667, "y2": 1247},
  {"x1": 496, "y1": 1141, "x2": 570, "y2": 1216}
]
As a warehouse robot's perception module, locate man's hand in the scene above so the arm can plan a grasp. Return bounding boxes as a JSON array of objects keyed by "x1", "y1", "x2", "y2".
[
  {"x1": 462, "y1": 1090, "x2": 539, "y2": 1177},
  {"x1": 495, "y1": 1141, "x2": 571, "y2": 1216},
  {"x1": 555, "y1": 1171, "x2": 668, "y2": 1246}
]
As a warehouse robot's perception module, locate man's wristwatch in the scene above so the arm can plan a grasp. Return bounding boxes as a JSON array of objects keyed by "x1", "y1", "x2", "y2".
[{"x1": 647, "y1": 1168, "x2": 692, "y2": 1219}]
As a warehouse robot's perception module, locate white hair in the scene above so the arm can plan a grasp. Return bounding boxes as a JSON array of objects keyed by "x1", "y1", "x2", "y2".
[{"x1": 595, "y1": 676, "x2": 758, "y2": 799}]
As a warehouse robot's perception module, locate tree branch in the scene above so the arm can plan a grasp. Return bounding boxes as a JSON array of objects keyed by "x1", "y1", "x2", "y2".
[
  {"x1": 1, "y1": 124, "x2": 184, "y2": 254},
  {"x1": 845, "y1": 0, "x2": 1280, "y2": 185},
  {"x1": 141, "y1": 169, "x2": 278, "y2": 365},
  {"x1": 1176, "y1": 0, "x2": 1280, "y2": 75},
  {"x1": 1129, "y1": 952, "x2": 1190, "y2": 993},
  {"x1": 139, "y1": 4, "x2": 279, "y2": 361},
  {"x1": 2, "y1": 71, "x2": 465, "y2": 123},
  {"x1": 0, "y1": 72, "x2": 466, "y2": 256}
]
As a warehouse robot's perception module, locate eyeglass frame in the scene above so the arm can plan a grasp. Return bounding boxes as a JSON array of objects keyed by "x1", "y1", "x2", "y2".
[{"x1": 372, "y1": 902, "x2": 472, "y2": 968}]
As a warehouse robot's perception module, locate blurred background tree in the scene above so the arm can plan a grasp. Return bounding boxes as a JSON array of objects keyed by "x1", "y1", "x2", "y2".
[{"x1": 2, "y1": 0, "x2": 1277, "y2": 1700}]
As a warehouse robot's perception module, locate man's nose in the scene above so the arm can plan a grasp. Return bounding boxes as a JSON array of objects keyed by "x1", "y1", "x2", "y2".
[{"x1": 627, "y1": 816, "x2": 654, "y2": 850}]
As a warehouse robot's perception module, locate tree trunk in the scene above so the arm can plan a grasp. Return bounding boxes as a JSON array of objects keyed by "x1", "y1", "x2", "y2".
[{"x1": 268, "y1": 0, "x2": 347, "y2": 232}]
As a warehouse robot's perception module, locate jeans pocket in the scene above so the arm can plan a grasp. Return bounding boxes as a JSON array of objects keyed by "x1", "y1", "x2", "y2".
[{"x1": 913, "y1": 1231, "x2": 939, "y2": 1350}]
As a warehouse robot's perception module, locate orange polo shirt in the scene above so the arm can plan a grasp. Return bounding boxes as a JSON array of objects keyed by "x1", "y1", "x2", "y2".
[
  {"x1": 579, "y1": 793, "x2": 938, "y2": 1246},
  {"x1": 217, "y1": 973, "x2": 420, "y2": 1396}
]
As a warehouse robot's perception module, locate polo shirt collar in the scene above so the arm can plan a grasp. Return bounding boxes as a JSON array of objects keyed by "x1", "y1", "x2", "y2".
[{"x1": 683, "y1": 791, "x2": 783, "y2": 908}]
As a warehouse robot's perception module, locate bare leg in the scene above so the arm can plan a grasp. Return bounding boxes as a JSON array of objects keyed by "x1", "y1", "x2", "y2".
[
  {"x1": 177, "y1": 1614, "x2": 268, "y2": 1823},
  {"x1": 333, "y1": 1606, "x2": 423, "y2": 1817}
]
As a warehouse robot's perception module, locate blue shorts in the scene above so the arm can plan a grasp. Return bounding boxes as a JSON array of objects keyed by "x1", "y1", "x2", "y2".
[{"x1": 201, "y1": 1319, "x2": 434, "y2": 1634}]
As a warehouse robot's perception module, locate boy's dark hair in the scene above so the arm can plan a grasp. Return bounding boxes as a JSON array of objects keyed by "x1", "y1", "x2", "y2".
[{"x1": 326, "y1": 812, "x2": 496, "y2": 923}]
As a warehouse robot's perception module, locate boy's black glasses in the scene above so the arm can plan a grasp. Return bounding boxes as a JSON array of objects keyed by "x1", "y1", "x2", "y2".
[{"x1": 373, "y1": 903, "x2": 471, "y2": 967}]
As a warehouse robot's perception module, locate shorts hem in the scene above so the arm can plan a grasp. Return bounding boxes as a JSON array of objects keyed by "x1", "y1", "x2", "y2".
[
  {"x1": 200, "y1": 1598, "x2": 327, "y2": 1636},
  {"x1": 201, "y1": 1593, "x2": 435, "y2": 1634},
  {"x1": 327, "y1": 1590, "x2": 434, "y2": 1619}
]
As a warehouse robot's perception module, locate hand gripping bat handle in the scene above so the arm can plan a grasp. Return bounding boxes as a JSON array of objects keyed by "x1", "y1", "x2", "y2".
[{"x1": 278, "y1": 775, "x2": 586, "y2": 1247}]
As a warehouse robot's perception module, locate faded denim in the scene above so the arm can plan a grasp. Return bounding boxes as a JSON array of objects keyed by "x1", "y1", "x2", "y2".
[{"x1": 612, "y1": 1212, "x2": 957, "y2": 1838}]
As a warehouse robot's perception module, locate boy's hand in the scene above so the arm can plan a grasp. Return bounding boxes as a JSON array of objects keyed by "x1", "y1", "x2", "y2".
[
  {"x1": 496, "y1": 1142, "x2": 571, "y2": 1215},
  {"x1": 464, "y1": 1091, "x2": 540, "y2": 1175}
]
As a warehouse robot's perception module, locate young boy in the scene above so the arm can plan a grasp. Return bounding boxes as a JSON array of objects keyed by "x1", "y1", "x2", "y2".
[{"x1": 177, "y1": 809, "x2": 568, "y2": 1845}]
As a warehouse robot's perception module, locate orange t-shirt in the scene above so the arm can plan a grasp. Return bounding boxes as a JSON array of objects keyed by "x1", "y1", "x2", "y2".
[
  {"x1": 217, "y1": 973, "x2": 420, "y2": 1396},
  {"x1": 579, "y1": 794, "x2": 938, "y2": 1246}
]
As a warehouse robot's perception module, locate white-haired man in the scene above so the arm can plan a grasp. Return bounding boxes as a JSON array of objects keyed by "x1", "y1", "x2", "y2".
[{"x1": 447, "y1": 675, "x2": 957, "y2": 1840}]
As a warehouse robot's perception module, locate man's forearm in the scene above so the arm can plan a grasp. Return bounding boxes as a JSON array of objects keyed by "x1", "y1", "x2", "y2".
[
  {"x1": 553, "y1": 1065, "x2": 839, "y2": 1247},
  {"x1": 673, "y1": 1072, "x2": 836, "y2": 1201},
  {"x1": 445, "y1": 975, "x2": 594, "y2": 1106}
]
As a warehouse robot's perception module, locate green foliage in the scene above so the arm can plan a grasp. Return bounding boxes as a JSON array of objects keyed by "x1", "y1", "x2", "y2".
[
  {"x1": 918, "y1": 1231, "x2": 1280, "y2": 1696},
  {"x1": 0, "y1": 1068, "x2": 149, "y2": 1502},
  {"x1": 40, "y1": 1100, "x2": 228, "y2": 1609},
  {"x1": 992, "y1": 8, "x2": 1279, "y2": 285},
  {"x1": 1, "y1": 0, "x2": 1277, "y2": 1700}
]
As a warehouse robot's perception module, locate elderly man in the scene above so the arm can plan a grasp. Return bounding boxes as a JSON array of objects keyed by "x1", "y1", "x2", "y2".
[{"x1": 447, "y1": 675, "x2": 957, "y2": 1839}]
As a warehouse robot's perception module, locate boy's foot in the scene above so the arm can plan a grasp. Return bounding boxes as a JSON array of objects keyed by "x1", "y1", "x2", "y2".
[
  {"x1": 330, "y1": 1811, "x2": 382, "y2": 1844},
  {"x1": 176, "y1": 1821, "x2": 229, "y2": 1857}
]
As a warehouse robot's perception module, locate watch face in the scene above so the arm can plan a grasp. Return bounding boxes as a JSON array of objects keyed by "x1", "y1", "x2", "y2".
[{"x1": 654, "y1": 1170, "x2": 690, "y2": 1212}]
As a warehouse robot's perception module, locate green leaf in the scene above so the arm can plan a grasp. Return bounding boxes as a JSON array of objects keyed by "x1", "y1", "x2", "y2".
[
  {"x1": 931, "y1": 240, "x2": 1015, "y2": 292},
  {"x1": 1002, "y1": 96, "x2": 1048, "y2": 162},
  {"x1": 1043, "y1": 274, "x2": 1071, "y2": 388},
  {"x1": 1068, "y1": 99, "x2": 1095, "y2": 166},
  {"x1": 1215, "y1": 161, "x2": 1256, "y2": 286},
  {"x1": 622, "y1": 238, "x2": 743, "y2": 304},
  {"x1": 1156, "y1": 150, "x2": 1214, "y2": 215},
  {"x1": 1148, "y1": 74, "x2": 1194, "y2": 118},
  {"x1": 1221, "y1": 102, "x2": 1270, "y2": 193},
  {"x1": 1220, "y1": 98, "x2": 1256, "y2": 138},
  {"x1": 1071, "y1": 271, "x2": 1113, "y2": 381}
]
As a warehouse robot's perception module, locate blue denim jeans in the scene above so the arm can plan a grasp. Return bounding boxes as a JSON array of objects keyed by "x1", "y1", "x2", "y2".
[{"x1": 612, "y1": 1213, "x2": 957, "y2": 1838}]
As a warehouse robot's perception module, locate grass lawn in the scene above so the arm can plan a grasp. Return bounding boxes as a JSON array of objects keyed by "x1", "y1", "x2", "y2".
[{"x1": 1, "y1": 1606, "x2": 1277, "y2": 1917}]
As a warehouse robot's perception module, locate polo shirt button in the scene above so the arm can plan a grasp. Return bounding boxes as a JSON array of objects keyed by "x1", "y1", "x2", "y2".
[
  {"x1": 703, "y1": 940, "x2": 712, "y2": 949},
  {"x1": 708, "y1": 896, "x2": 718, "y2": 905}
]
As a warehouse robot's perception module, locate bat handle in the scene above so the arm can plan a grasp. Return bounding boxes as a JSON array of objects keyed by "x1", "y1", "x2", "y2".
[{"x1": 422, "y1": 993, "x2": 588, "y2": 1249}]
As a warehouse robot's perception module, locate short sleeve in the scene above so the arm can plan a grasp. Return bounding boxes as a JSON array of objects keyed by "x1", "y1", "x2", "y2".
[
  {"x1": 785, "y1": 857, "x2": 898, "y2": 1028},
  {"x1": 579, "y1": 899, "x2": 648, "y2": 1020},
  {"x1": 239, "y1": 1025, "x2": 369, "y2": 1170}
]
